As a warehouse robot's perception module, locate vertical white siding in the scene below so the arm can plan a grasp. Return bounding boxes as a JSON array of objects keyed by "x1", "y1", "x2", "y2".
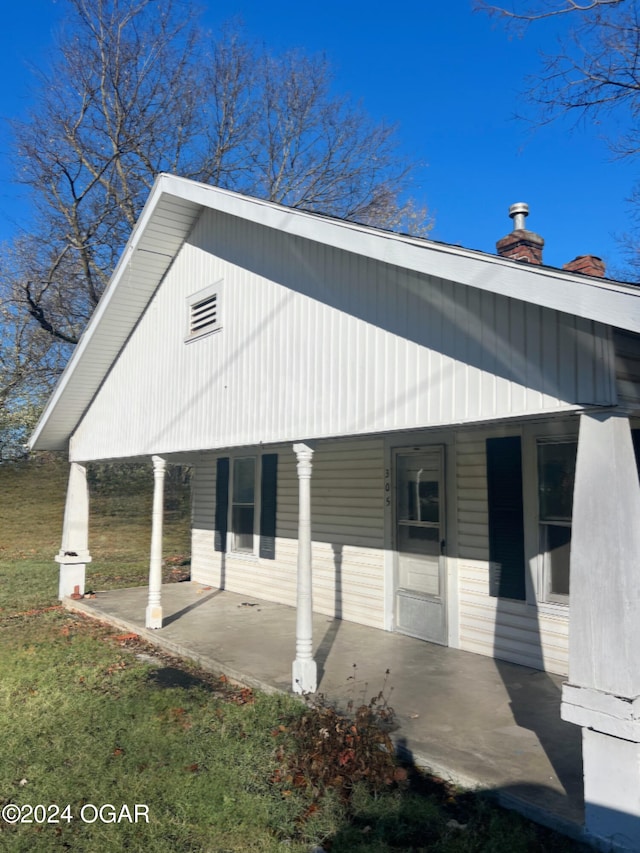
[
  {"x1": 615, "y1": 328, "x2": 640, "y2": 407},
  {"x1": 455, "y1": 425, "x2": 570, "y2": 676},
  {"x1": 190, "y1": 438, "x2": 386, "y2": 629},
  {"x1": 70, "y1": 208, "x2": 615, "y2": 461}
]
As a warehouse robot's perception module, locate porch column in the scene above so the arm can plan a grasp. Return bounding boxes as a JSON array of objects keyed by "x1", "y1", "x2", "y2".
[
  {"x1": 561, "y1": 412, "x2": 640, "y2": 852},
  {"x1": 145, "y1": 455, "x2": 166, "y2": 629},
  {"x1": 292, "y1": 443, "x2": 317, "y2": 694},
  {"x1": 55, "y1": 462, "x2": 92, "y2": 599}
]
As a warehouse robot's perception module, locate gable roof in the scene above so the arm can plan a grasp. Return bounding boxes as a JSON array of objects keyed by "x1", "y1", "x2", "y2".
[{"x1": 30, "y1": 173, "x2": 640, "y2": 451}]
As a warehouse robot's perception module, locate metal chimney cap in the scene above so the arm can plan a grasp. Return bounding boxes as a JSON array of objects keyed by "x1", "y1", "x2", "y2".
[{"x1": 509, "y1": 203, "x2": 529, "y2": 231}]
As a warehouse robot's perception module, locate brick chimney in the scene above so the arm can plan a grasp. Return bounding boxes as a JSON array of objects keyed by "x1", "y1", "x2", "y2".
[
  {"x1": 496, "y1": 202, "x2": 544, "y2": 265},
  {"x1": 563, "y1": 254, "x2": 605, "y2": 278}
]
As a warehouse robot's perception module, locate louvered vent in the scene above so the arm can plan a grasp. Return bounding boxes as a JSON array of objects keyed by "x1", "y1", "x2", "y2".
[{"x1": 190, "y1": 293, "x2": 218, "y2": 336}]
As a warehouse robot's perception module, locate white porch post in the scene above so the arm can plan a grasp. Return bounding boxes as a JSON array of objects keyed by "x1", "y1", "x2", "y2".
[
  {"x1": 561, "y1": 412, "x2": 640, "y2": 852},
  {"x1": 292, "y1": 443, "x2": 317, "y2": 694},
  {"x1": 55, "y1": 462, "x2": 92, "y2": 599},
  {"x1": 145, "y1": 455, "x2": 166, "y2": 629}
]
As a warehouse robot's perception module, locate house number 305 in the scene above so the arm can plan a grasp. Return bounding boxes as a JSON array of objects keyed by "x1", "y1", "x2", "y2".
[{"x1": 384, "y1": 468, "x2": 391, "y2": 507}]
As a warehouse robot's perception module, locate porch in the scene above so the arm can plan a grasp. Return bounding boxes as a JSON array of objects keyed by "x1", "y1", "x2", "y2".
[{"x1": 65, "y1": 582, "x2": 584, "y2": 840}]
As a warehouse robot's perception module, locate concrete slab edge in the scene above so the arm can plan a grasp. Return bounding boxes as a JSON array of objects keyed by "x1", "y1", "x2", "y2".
[
  {"x1": 63, "y1": 597, "x2": 283, "y2": 696},
  {"x1": 393, "y1": 743, "x2": 585, "y2": 845},
  {"x1": 64, "y1": 596, "x2": 586, "y2": 847},
  {"x1": 493, "y1": 790, "x2": 586, "y2": 846}
]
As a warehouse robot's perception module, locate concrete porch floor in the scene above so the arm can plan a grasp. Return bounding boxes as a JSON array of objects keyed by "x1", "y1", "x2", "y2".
[{"x1": 66, "y1": 582, "x2": 584, "y2": 840}]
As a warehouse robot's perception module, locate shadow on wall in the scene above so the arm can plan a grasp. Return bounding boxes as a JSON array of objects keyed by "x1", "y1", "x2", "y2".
[
  {"x1": 493, "y1": 591, "x2": 584, "y2": 824},
  {"x1": 195, "y1": 208, "x2": 606, "y2": 405},
  {"x1": 315, "y1": 542, "x2": 343, "y2": 687}
]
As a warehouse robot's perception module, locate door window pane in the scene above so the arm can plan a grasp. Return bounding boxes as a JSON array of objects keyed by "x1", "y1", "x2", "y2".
[
  {"x1": 398, "y1": 524, "x2": 439, "y2": 556},
  {"x1": 407, "y1": 480, "x2": 439, "y2": 523},
  {"x1": 396, "y1": 452, "x2": 443, "y2": 600},
  {"x1": 397, "y1": 457, "x2": 440, "y2": 523}
]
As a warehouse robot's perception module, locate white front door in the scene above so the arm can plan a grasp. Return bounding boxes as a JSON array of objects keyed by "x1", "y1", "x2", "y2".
[{"x1": 395, "y1": 447, "x2": 447, "y2": 644}]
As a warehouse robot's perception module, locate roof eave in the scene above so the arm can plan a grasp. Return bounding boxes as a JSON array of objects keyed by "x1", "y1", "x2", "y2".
[{"x1": 29, "y1": 174, "x2": 640, "y2": 452}]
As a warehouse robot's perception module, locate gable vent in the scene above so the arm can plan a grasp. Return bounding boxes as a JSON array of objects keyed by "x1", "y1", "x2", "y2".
[
  {"x1": 190, "y1": 293, "x2": 218, "y2": 335},
  {"x1": 185, "y1": 281, "x2": 223, "y2": 342}
]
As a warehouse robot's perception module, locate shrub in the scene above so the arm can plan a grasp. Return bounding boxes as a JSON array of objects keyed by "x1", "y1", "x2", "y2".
[{"x1": 271, "y1": 670, "x2": 404, "y2": 809}]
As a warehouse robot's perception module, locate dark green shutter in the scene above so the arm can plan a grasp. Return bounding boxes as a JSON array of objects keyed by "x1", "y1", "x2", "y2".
[
  {"x1": 214, "y1": 457, "x2": 229, "y2": 553},
  {"x1": 259, "y1": 454, "x2": 278, "y2": 559},
  {"x1": 486, "y1": 436, "x2": 526, "y2": 600}
]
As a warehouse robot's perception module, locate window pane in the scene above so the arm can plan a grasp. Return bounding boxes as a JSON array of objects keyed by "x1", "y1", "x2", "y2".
[
  {"x1": 233, "y1": 457, "x2": 255, "y2": 504},
  {"x1": 545, "y1": 524, "x2": 571, "y2": 596},
  {"x1": 538, "y1": 442, "x2": 577, "y2": 522},
  {"x1": 397, "y1": 458, "x2": 439, "y2": 523},
  {"x1": 232, "y1": 506, "x2": 254, "y2": 552},
  {"x1": 408, "y1": 481, "x2": 439, "y2": 523},
  {"x1": 398, "y1": 524, "x2": 439, "y2": 556}
]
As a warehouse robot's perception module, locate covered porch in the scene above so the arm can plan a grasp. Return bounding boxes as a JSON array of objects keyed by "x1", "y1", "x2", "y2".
[{"x1": 65, "y1": 582, "x2": 584, "y2": 839}]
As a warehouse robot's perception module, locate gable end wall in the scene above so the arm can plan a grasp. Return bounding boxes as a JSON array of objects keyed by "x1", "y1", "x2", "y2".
[{"x1": 70, "y1": 208, "x2": 616, "y2": 462}]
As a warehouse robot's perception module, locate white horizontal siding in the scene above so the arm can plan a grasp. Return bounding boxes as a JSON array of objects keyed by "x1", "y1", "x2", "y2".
[
  {"x1": 70, "y1": 208, "x2": 615, "y2": 461},
  {"x1": 190, "y1": 438, "x2": 386, "y2": 629},
  {"x1": 193, "y1": 424, "x2": 574, "y2": 672},
  {"x1": 455, "y1": 426, "x2": 569, "y2": 676},
  {"x1": 190, "y1": 455, "x2": 218, "y2": 585}
]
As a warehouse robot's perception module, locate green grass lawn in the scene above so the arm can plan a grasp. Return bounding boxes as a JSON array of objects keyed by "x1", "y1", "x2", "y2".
[{"x1": 0, "y1": 458, "x2": 584, "y2": 852}]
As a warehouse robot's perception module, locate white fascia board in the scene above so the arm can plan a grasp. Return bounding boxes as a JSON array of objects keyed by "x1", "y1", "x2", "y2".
[
  {"x1": 29, "y1": 177, "x2": 198, "y2": 451},
  {"x1": 107, "y1": 174, "x2": 640, "y2": 337},
  {"x1": 161, "y1": 174, "x2": 640, "y2": 332}
]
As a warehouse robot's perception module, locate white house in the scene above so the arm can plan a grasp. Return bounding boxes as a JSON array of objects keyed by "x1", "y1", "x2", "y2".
[{"x1": 30, "y1": 175, "x2": 640, "y2": 850}]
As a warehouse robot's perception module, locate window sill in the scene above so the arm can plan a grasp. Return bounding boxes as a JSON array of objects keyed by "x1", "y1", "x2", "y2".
[
  {"x1": 184, "y1": 326, "x2": 223, "y2": 344},
  {"x1": 227, "y1": 551, "x2": 259, "y2": 563},
  {"x1": 533, "y1": 599, "x2": 569, "y2": 618}
]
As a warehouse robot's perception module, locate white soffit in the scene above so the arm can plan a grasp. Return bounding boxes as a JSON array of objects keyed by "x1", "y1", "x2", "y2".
[{"x1": 30, "y1": 173, "x2": 640, "y2": 451}]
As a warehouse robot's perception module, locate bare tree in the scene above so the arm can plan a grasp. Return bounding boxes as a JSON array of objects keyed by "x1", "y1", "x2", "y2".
[
  {"x1": 10, "y1": 0, "x2": 429, "y2": 347},
  {"x1": 477, "y1": 1, "x2": 637, "y2": 142},
  {"x1": 13, "y1": 0, "x2": 209, "y2": 343},
  {"x1": 0, "y1": 277, "x2": 67, "y2": 460},
  {"x1": 477, "y1": 0, "x2": 640, "y2": 277},
  {"x1": 480, "y1": 0, "x2": 623, "y2": 22}
]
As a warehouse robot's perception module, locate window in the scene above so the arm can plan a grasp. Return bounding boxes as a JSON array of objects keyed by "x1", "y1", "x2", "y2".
[
  {"x1": 538, "y1": 441, "x2": 577, "y2": 602},
  {"x1": 214, "y1": 454, "x2": 278, "y2": 559},
  {"x1": 186, "y1": 282, "x2": 222, "y2": 341},
  {"x1": 231, "y1": 457, "x2": 256, "y2": 553}
]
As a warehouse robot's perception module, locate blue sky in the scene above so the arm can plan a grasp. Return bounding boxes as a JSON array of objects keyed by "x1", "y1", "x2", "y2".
[{"x1": 0, "y1": 0, "x2": 636, "y2": 276}]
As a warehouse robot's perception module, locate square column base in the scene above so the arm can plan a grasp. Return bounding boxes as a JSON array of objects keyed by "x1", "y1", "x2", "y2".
[
  {"x1": 292, "y1": 658, "x2": 317, "y2": 694},
  {"x1": 56, "y1": 557, "x2": 90, "y2": 600},
  {"x1": 145, "y1": 605, "x2": 163, "y2": 629},
  {"x1": 583, "y1": 729, "x2": 640, "y2": 852}
]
